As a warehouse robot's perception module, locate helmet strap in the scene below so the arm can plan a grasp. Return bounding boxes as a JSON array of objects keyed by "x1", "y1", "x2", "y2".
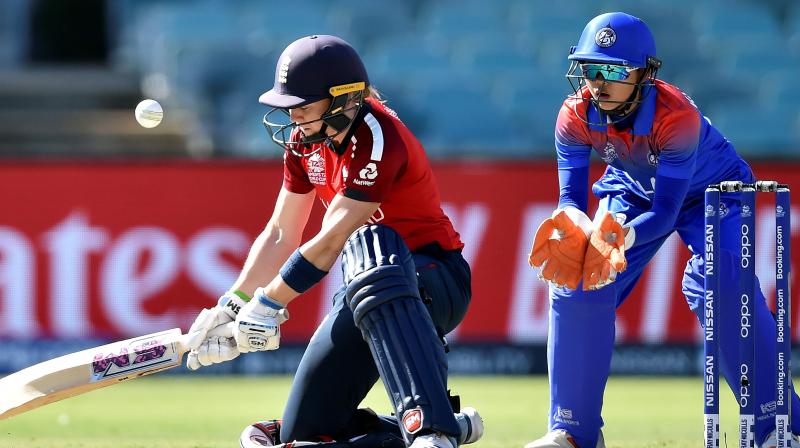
[
  {"x1": 265, "y1": 87, "x2": 366, "y2": 155},
  {"x1": 604, "y1": 82, "x2": 643, "y2": 117},
  {"x1": 600, "y1": 66, "x2": 657, "y2": 118},
  {"x1": 298, "y1": 92, "x2": 355, "y2": 146},
  {"x1": 300, "y1": 123, "x2": 329, "y2": 145},
  {"x1": 323, "y1": 92, "x2": 358, "y2": 131},
  {"x1": 322, "y1": 90, "x2": 365, "y2": 154}
]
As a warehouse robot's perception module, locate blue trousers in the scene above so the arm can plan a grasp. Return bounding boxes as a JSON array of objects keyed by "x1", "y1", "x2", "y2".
[
  {"x1": 280, "y1": 245, "x2": 471, "y2": 442},
  {"x1": 549, "y1": 189, "x2": 800, "y2": 447}
]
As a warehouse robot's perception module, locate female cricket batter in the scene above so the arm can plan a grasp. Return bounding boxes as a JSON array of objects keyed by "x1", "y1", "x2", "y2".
[
  {"x1": 528, "y1": 12, "x2": 800, "y2": 448},
  {"x1": 183, "y1": 35, "x2": 482, "y2": 448}
]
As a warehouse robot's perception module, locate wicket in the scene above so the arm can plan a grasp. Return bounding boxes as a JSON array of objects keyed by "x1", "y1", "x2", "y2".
[{"x1": 704, "y1": 180, "x2": 792, "y2": 448}]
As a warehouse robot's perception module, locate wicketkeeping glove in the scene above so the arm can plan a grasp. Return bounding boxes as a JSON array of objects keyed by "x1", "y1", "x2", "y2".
[
  {"x1": 582, "y1": 212, "x2": 628, "y2": 291},
  {"x1": 529, "y1": 208, "x2": 592, "y2": 290},
  {"x1": 234, "y1": 287, "x2": 289, "y2": 353}
]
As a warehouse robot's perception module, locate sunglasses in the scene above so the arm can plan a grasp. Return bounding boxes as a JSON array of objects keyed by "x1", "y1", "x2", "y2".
[{"x1": 579, "y1": 63, "x2": 635, "y2": 81}]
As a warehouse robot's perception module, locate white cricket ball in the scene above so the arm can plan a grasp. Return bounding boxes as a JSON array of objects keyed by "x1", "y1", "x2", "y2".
[
  {"x1": 135, "y1": 99, "x2": 163, "y2": 128},
  {"x1": 57, "y1": 413, "x2": 70, "y2": 426}
]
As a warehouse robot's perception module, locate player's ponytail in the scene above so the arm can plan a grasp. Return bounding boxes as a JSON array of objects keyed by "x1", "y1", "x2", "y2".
[{"x1": 366, "y1": 86, "x2": 387, "y2": 104}]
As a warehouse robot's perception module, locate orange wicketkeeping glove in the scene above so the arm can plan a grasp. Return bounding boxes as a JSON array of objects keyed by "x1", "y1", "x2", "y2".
[
  {"x1": 582, "y1": 212, "x2": 628, "y2": 291},
  {"x1": 529, "y1": 210, "x2": 590, "y2": 290}
]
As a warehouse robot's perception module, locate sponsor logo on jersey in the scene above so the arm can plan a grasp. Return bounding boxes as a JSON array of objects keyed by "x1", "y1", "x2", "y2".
[
  {"x1": 342, "y1": 166, "x2": 348, "y2": 182},
  {"x1": 353, "y1": 162, "x2": 378, "y2": 186},
  {"x1": 601, "y1": 142, "x2": 618, "y2": 164},
  {"x1": 595, "y1": 27, "x2": 616, "y2": 47},
  {"x1": 367, "y1": 207, "x2": 385, "y2": 224},
  {"x1": 306, "y1": 153, "x2": 326, "y2": 185},
  {"x1": 402, "y1": 408, "x2": 424, "y2": 434},
  {"x1": 384, "y1": 105, "x2": 400, "y2": 120}
]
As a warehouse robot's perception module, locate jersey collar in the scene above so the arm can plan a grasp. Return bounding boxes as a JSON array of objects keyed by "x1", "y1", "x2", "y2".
[{"x1": 586, "y1": 82, "x2": 657, "y2": 136}]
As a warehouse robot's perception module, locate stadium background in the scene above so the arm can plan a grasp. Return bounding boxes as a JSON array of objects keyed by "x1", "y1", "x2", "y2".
[{"x1": 0, "y1": 0, "x2": 799, "y2": 382}]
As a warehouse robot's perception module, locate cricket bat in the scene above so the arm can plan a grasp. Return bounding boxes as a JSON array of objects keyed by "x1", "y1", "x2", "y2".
[{"x1": 0, "y1": 323, "x2": 233, "y2": 420}]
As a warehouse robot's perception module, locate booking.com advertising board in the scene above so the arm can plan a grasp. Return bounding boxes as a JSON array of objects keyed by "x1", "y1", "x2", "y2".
[{"x1": 0, "y1": 161, "x2": 798, "y2": 375}]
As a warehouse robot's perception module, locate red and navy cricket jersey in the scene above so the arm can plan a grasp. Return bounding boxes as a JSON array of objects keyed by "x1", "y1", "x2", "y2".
[{"x1": 283, "y1": 98, "x2": 463, "y2": 252}]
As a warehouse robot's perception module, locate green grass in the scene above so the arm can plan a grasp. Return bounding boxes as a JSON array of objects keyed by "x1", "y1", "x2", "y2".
[{"x1": 0, "y1": 375, "x2": 753, "y2": 447}]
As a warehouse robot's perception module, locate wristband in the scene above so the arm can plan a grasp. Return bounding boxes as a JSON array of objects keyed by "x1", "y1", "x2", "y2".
[
  {"x1": 232, "y1": 290, "x2": 251, "y2": 302},
  {"x1": 217, "y1": 290, "x2": 251, "y2": 316},
  {"x1": 253, "y1": 287, "x2": 284, "y2": 310},
  {"x1": 279, "y1": 249, "x2": 328, "y2": 293}
]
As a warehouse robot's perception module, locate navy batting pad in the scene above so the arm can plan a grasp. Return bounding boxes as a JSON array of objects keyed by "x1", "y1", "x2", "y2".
[{"x1": 341, "y1": 225, "x2": 461, "y2": 442}]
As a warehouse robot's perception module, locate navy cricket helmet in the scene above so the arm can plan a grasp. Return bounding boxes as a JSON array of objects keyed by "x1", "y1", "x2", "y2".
[
  {"x1": 565, "y1": 12, "x2": 662, "y2": 123},
  {"x1": 260, "y1": 35, "x2": 370, "y2": 155}
]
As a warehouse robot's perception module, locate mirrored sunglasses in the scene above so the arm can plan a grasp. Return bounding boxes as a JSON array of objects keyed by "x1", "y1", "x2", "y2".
[{"x1": 579, "y1": 63, "x2": 635, "y2": 81}]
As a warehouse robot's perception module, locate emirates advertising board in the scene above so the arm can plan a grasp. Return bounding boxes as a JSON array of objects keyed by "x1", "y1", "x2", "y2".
[{"x1": 0, "y1": 161, "x2": 797, "y2": 374}]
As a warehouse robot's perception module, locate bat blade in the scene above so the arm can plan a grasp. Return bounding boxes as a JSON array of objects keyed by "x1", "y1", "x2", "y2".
[{"x1": 0, "y1": 328, "x2": 188, "y2": 420}]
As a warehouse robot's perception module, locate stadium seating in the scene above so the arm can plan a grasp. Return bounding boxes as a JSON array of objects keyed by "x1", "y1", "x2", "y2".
[
  {"x1": 0, "y1": 0, "x2": 30, "y2": 68},
  {"x1": 2, "y1": 0, "x2": 796, "y2": 157}
]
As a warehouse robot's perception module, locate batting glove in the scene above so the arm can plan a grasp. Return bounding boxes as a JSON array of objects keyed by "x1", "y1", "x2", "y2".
[
  {"x1": 529, "y1": 207, "x2": 593, "y2": 290},
  {"x1": 233, "y1": 288, "x2": 289, "y2": 353},
  {"x1": 185, "y1": 291, "x2": 249, "y2": 370},
  {"x1": 187, "y1": 335, "x2": 240, "y2": 370}
]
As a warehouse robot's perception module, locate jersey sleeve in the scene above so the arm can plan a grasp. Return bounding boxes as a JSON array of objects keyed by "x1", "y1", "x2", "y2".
[
  {"x1": 555, "y1": 102, "x2": 593, "y2": 211},
  {"x1": 282, "y1": 150, "x2": 314, "y2": 194},
  {"x1": 623, "y1": 174, "x2": 690, "y2": 247},
  {"x1": 342, "y1": 113, "x2": 407, "y2": 203}
]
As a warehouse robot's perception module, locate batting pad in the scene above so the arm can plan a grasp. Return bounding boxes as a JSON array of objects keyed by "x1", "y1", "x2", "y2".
[{"x1": 342, "y1": 225, "x2": 461, "y2": 442}]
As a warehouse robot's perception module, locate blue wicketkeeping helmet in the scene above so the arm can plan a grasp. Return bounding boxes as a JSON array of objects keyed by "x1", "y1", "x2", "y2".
[
  {"x1": 565, "y1": 12, "x2": 662, "y2": 124},
  {"x1": 568, "y1": 12, "x2": 658, "y2": 68}
]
